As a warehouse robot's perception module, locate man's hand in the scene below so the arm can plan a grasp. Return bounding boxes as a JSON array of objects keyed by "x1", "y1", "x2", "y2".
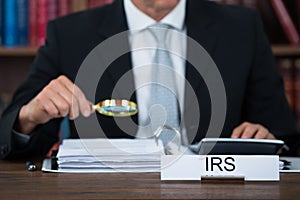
[
  {"x1": 15, "y1": 75, "x2": 93, "y2": 134},
  {"x1": 231, "y1": 122, "x2": 275, "y2": 139}
]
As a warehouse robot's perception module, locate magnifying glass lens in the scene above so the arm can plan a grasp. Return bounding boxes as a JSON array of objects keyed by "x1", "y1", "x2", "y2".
[
  {"x1": 100, "y1": 105, "x2": 134, "y2": 113},
  {"x1": 93, "y1": 99, "x2": 137, "y2": 117}
]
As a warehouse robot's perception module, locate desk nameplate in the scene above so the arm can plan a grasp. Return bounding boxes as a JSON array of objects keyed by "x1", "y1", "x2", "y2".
[{"x1": 161, "y1": 155, "x2": 279, "y2": 181}]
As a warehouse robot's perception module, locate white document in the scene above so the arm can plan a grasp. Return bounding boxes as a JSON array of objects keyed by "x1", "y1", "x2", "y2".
[{"x1": 43, "y1": 138, "x2": 164, "y2": 173}]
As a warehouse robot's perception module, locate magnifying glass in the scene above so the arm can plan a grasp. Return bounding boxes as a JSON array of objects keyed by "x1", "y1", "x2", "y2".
[{"x1": 92, "y1": 99, "x2": 138, "y2": 117}]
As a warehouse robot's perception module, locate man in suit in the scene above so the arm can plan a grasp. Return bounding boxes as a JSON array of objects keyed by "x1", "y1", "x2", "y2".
[{"x1": 0, "y1": 0, "x2": 298, "y2": 159}]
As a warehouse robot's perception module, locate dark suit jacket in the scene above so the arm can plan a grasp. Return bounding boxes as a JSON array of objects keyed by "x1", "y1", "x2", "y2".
[{"x1": 0, "y1": 0, "x2": 298, "y2": 159}]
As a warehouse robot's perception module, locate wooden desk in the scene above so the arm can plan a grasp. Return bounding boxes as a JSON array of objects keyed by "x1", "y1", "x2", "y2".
[{"x1": 0, "y1": 160, "x2": 299, "y2": 200}]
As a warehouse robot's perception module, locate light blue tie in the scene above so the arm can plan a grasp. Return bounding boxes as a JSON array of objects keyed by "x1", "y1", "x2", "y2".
[{"x1": 148, "y1": 24, "x2": 180, "y2": 151}]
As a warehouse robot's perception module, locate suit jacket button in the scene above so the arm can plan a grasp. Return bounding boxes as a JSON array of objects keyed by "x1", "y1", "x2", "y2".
[{"x1": 0, "y1": 145, "x2": 8, "y2": 155}]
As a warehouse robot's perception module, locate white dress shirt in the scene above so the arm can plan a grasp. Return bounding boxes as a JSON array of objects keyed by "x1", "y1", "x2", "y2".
[{"x1": 124, "y1": 0, "x2": 188, "y2": 140}]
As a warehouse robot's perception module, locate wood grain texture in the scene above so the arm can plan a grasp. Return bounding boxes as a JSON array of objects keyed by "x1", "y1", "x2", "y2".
[{"x1": 0, "y1": 160, "x2": 299, "y2": 200}]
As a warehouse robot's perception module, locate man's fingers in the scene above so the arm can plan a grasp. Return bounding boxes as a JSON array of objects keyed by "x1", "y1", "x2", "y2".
[
  {"x1": 73, "y1": 84, "x2": 93, "y2": 117},
  {"x1": 240, "y1": 125, "x2": 258, "y2": 138},
  {"x1": 253, "y1": 125, "x2": 269, "y2": 139},
  {"x1": 231, "y1": 124, "x2": 245, "y2": 138},
  {"x1": 43, "y1": 86, "x2": 70, "y2": 117},
  {"x1": 231, "y1": 122, "x2": 250, "y2": 138},
  {"x1": 231, "y1": 122, "x2": 276, "y2": 139},
  {"x1": 266, "y1": 133, "x2": 276, "y2": 139},
  {"x1": 49, "y1": 78, "x2": 79, "y2": 119},
  {"x1": 57, "y1": 76, "x2": 92, "y2": 117}
]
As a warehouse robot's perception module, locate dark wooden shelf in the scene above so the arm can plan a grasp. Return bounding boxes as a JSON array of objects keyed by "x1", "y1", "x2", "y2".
[
  {"x1": 0, "y1": 47, "x2": 38, "y2": 57},
  {"x1": 272, "y1": 45, "x2": 300, "y2": 57},
  {"x1": 0, "y1": 45, "x2": 300, "y2": 57}
]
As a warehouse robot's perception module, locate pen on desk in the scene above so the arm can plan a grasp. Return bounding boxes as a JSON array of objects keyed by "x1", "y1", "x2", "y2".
[
  {"x1": 280, "y1": 159, "x2": 291, "y2": 166},
  {"x1": 26, "y1": 161, "x2": 37, "y2": 171}
]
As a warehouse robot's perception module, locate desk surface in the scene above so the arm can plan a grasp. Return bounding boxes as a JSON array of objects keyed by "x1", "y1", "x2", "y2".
[{"x1": 1, "y1": 160, "x2": 299, "y2": 200}]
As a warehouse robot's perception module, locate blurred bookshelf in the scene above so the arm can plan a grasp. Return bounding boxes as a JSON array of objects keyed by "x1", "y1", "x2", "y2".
[
  {"x1": 0, "y1": 47, "x2": 37, "y2": 57},
  {"x1": 272, "y1": 45, "x2": 300, "y2": 57},
  {"x1": 1, "y1": 45, "x2": 300, "y2": 57}
]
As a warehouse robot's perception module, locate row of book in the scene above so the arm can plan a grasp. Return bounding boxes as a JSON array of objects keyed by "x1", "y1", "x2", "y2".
[
  {"x1": 1, "y1": 0, "x2": 300, "y2": 47},
  {"x1": 0, "y1": 0, "x2": 114, "y2": 47},
  {"x1": 212, "y1": 0, "x2": 300, "y2": 45},
  {"x1": 277, "y1": 58, "x2": 300, "y2": 131}
]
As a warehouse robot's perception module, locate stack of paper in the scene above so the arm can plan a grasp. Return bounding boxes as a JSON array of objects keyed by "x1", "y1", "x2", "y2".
[{"x1": 56, "y1": 139, "x2": 164, "y2": 172}]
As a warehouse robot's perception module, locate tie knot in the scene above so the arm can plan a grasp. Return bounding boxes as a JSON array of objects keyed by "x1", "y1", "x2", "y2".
[{"x1": 149, "y1": 23, "x2": 172, "y2": 44}]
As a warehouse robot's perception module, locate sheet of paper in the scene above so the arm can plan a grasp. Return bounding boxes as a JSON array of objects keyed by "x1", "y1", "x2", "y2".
[
  {"x1": 48, "y1": 139, "x2": 164, "y2": 173},
  {"x1": 280, "y1": 156, "x2": 300, "y2": 172}
]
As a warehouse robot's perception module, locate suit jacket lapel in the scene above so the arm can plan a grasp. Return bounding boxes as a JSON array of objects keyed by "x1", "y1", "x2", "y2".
[
  {"x1": 96, "y1": 0, "x2": 135, "y2": 101},
  {"x1": 97, "y1": 0, "x2": 128, "y2": 38},
  {"x1": 184, "y1": 0, "x2": 220, "y2": 142},
  {"x1": 185, "y1": 0, "x2": 219, "y2": 109},
  {"x1": 95, "y1": 0, "x2": 138, "y2": 131}
]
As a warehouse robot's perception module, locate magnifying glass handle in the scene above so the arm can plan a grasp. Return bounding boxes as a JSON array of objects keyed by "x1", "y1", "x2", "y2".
[{"x1": 91, "y1": 104, "x2": 97, "y2": 111}]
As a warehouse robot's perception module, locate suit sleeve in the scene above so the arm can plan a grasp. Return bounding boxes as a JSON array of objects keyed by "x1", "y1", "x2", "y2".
[
  {"x1": 0, "y1": 21, "x2": 63, "y2": 160},
  {"x1": 243, "y1": 12, "x2": 298, "y2": 140}
]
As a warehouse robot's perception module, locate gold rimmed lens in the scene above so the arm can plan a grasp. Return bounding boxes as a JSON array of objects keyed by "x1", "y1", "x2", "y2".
[{"x1": 92, "y1": 99, "x2": 138, "y2": 117}]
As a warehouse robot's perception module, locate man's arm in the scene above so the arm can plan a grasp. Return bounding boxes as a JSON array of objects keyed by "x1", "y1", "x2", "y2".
[
  {"x1": 231, "y1": 11, "x2": 298, "y2": 143},
  {"x1": 0, "y1": 21, "x2": 92, "y2": 160}
]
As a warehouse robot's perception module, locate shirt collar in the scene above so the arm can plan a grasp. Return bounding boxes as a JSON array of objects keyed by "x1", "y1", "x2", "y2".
[{"x1": 124, "y1": 0, "x2": 186, "y2": 31}]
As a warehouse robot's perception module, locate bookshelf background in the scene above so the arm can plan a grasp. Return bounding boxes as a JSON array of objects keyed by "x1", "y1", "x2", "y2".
[{"x1": 1, "y1": 0, "x2": 300, "y2": 131}]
